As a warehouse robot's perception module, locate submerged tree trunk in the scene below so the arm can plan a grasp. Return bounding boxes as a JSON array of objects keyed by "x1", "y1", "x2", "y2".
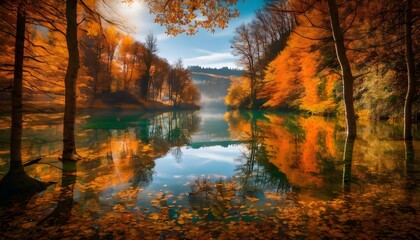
[
  {"x1": 62, "y1": 0, "x2": 80, "y2": 161},
  {"x1": 10, "y1": 0, "x2": 26, "y2": 173},
  {"x1": 39, "y1": 161, "x2": 76, "y2": 226},
  {"x1": 327, "y1": 0, "x2": 357, "y2": 139},
  {"x1": 342, "y1": 137, "x2": 355, "y2": 193},
  {"x1": 404, "y1": 0, "x2": 415, "y2": 140}
]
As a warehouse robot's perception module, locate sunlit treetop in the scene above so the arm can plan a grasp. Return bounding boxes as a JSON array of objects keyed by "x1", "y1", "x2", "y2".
[{"x1": 135, "y1": 0, "x2": 240, "y2": 35}]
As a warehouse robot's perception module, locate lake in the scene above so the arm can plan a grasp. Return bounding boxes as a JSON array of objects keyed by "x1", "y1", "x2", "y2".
[{"x1": 0, "y1": 108, "x2": 419, "y2": 239}]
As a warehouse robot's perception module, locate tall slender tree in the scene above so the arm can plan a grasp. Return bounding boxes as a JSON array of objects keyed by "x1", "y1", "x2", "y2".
[
  {"x1": 231, "y1": 24, "x2": 258, "y2": 108},
  {"x1": 404, "y1": 0, "x2": 415, "y2": 140},
  {"x1": 326, "y1": 0, "x2": 357, "y2": 139},
  {"x1": 10, "y1": 0, "x2": 26, "y2": 172},
  {"x1": 140, "y1": 33, "x2": 158, "y2": 101},
  {"x1": 62, "y1": 0, "x2": 80, "y2": 161},
  {"x1": 0, "y1": 0, "x2": 51, "y2": 199}
]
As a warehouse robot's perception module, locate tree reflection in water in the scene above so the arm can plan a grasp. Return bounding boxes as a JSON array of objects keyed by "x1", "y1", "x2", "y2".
[
  {"x1": 342, "y1": 137, "x2": 355, "y2": 193},
  {"x1": 0, "y1": 110, "x2": 418, "y2": 239}
]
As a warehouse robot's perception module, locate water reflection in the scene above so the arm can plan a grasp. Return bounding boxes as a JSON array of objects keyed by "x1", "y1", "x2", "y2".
[
  {"x1": 39, "y1": 161, "x2": 76, "y2": 227},
  {"x1": 0, "y1": 109, "x2": 418, "y2": 238},
  {"x1": 224, "y1": 110, "x2": 418, "y2": 200},
  {"x1": 342, "y1": 137, "x2": 355, "y2": 193}
]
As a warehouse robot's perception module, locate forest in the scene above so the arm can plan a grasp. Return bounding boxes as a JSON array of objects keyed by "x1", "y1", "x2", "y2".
[
  {"x1": 0, "y1": 0, "x2": 418, "y2": 239},
  {"x1": 0, "y1": 0, "x2": 237, "y2": 170},
  {"x1": 226, "y1": 0, "x2": 419, "y2": 139},
  {"x1": 0, "y1": 5, "x2": 201, "y2": 112}
]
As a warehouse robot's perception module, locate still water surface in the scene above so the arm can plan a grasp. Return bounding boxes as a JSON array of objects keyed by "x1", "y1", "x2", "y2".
[{"x1": 0, "y1": 108, "x2": 418, "y2": 238}]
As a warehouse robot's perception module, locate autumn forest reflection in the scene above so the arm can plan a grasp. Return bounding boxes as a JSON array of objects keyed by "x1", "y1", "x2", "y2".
[{"x1": 0, "y1": 109, "x2": 418, "y2": 238}]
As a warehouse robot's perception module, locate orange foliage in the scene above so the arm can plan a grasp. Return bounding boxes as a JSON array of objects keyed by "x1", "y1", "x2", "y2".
[
  {"x1": 258, "y1": 0, "x2": 404, "y2": 118},
  {"x1": 261, "y1": 115, "x2": 323, "y2": 188},
  {"x1": 261, "y1": 5, "x2": 339, "y2": 114},
  {"x1": 260, "y1": 48, "x2": 302, "y2": 108},
  {"x1": 260, "y1": 114, "x2": 338, "y2": 189},
  {"x1": 144, "y1": 0, "x2": 239, "y2": 35}
]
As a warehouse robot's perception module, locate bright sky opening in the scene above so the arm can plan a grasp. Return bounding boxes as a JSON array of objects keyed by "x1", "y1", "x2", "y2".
[{"x1": 112, "y1": 0, "x2": 265, "y2": 69}]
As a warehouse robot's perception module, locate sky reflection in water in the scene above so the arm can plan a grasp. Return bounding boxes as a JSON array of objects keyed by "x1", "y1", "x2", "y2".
[{"x1": 0, "y1": 108, "x2": 418, "y2": 239}]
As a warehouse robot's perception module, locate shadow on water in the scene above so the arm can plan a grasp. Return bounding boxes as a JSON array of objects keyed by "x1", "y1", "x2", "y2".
[
  {"x1": 0, "y1": 167, "x2": 51, "y2": 201},
  {"x1": 0, "y1": 165, "x2": 55, "y2": 238},
  {"x1": 38, "y1": 160, "x2": 76, "y2": 227}
]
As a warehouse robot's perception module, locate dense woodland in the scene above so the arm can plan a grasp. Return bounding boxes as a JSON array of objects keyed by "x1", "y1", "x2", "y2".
[
  {"x1": 227, "y1": 0, "x2": 418, "y2": 139},
  {"x1": 0, "y1": 5, "x2": 201, "y2": 110}
]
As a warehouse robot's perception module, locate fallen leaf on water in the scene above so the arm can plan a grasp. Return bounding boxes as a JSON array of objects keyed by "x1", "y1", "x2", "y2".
[
  {"x1": 245, "y1": 196, "x2": 259, "y2": 202},
  {"x1": 149, "y1": 213, "x2": 159, "y2": 220}
]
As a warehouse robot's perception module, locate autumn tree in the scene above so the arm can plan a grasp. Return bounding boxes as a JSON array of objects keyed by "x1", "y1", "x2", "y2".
[
  {"x1": 144, "y1": 0, "x2": 239, "y2": 35},
  {"x1": 62, "y1": 0, "x2": 79, "y2": 161},
  {"x1": 169, "y1": 60, "x2": 189, "y2": 106},
  {"x1": 0, "y1": 0, "x2": 67, "y2": 166},
  {"x1": 230, "y1": 0, "x2": 294, "y2": 109},
  {"x1": 139, "y1": 33, "x2": 158, "y2": 101},
  {"x1": 103, "y1": 26, "x2": 121, "y2": 93},
  {"x1": 0, "y1": 0, "x2": 53, "y2": 198},
  {"x1": 150, "y1": 57, "x2": 170, "y2": 101},
  {"x1": 182, "y1": 82, "x2": 201, "y2": 105},
  {"x1": 127, "y1": 41, "x2": 142, "y2": 91},
  {"x1": 225, "y1": 77, "x2": 251, "y2": 108},
  {"x1": 403, "y1": 0, "x2": 416, "y2": 140},
  {"x1": 82, "y1": 26, "x2": 105, "y2": 97},
  {"x1": 119, "y1": 34, "x2": 134, "y2": 92},
  {"x1": 231, "y1": 24, "x2": 259, "y2": 108},
  {"x1": 9, "y1": 0, "x2": 27, "y2": 172},
  {"x1": 325, "y1": 0, "x2": 357, "y2": 138}
]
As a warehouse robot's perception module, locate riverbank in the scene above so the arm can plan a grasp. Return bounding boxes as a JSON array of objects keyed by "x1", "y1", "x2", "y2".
[
  {"x1": 0, "y1": 94, "x2": 200, "y2": 115},
  {"x1": 89, "y1": 91, "x2": 200, "y2": 111}
]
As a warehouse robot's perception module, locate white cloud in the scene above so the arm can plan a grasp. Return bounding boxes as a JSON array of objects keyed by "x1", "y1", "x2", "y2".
[
  {"x1": 193, "y1": 48, "x2": 214, "y2": 54},
  {"x1": 184, "y1": 50, "x2": 239, "y2": 68}
]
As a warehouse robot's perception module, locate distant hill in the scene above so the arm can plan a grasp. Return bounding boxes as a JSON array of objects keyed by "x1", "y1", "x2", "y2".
[
  {"x1": 187, "y1": 66, "x2": 243, "y2": 77},
  {"x1": 189, "y1": 67, "x2": 244, "y2": 108}
]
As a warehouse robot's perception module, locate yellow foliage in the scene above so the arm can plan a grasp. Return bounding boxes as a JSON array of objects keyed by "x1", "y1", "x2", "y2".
[{"x1": 225, "y1": 77, "x2": 250, "y2": 108}]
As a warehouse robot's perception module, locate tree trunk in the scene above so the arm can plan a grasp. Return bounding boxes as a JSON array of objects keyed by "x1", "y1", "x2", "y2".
[
  {"x1": 140, "y1": 73, "x2": 150, "y2": 101},
  {"x1": 40, "y1": 160, "x2": 76, "y2": 226},
  {"x1": 93, "y1": 41, "x2": 102, "y2": 96},
  {"x1": 127, "y1": 57, "x2": 135, "y2": 92},
  {"x1": 0, "y1": 0, "x2": 54, "y2": 200},
  {"x1": 327, "y1": 0, "x2": 357, "y2": 139},
  {"x1": 10, "y1": 0, "x2": 26, "y2": 173},
  {"x1": 249, "y1": 73, "x2": 256, "y2": 109},
  {"x1": 62, "y1": 0, "x2": 80, "y2": 161},
  {"x1": 342, "y1": 137, "x2": 355, "y2": 193},
  {"x1": 404, "y1": 140, "x2": 414, "y2": 176},
  {"x1": 404, "y1": 0, "x2": 415, "y2": 140}
]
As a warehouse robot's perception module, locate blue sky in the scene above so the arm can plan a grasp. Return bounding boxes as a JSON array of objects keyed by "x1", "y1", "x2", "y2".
[{"x1": 112, "y1": 0, "x2": 265, "y2": 69}]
